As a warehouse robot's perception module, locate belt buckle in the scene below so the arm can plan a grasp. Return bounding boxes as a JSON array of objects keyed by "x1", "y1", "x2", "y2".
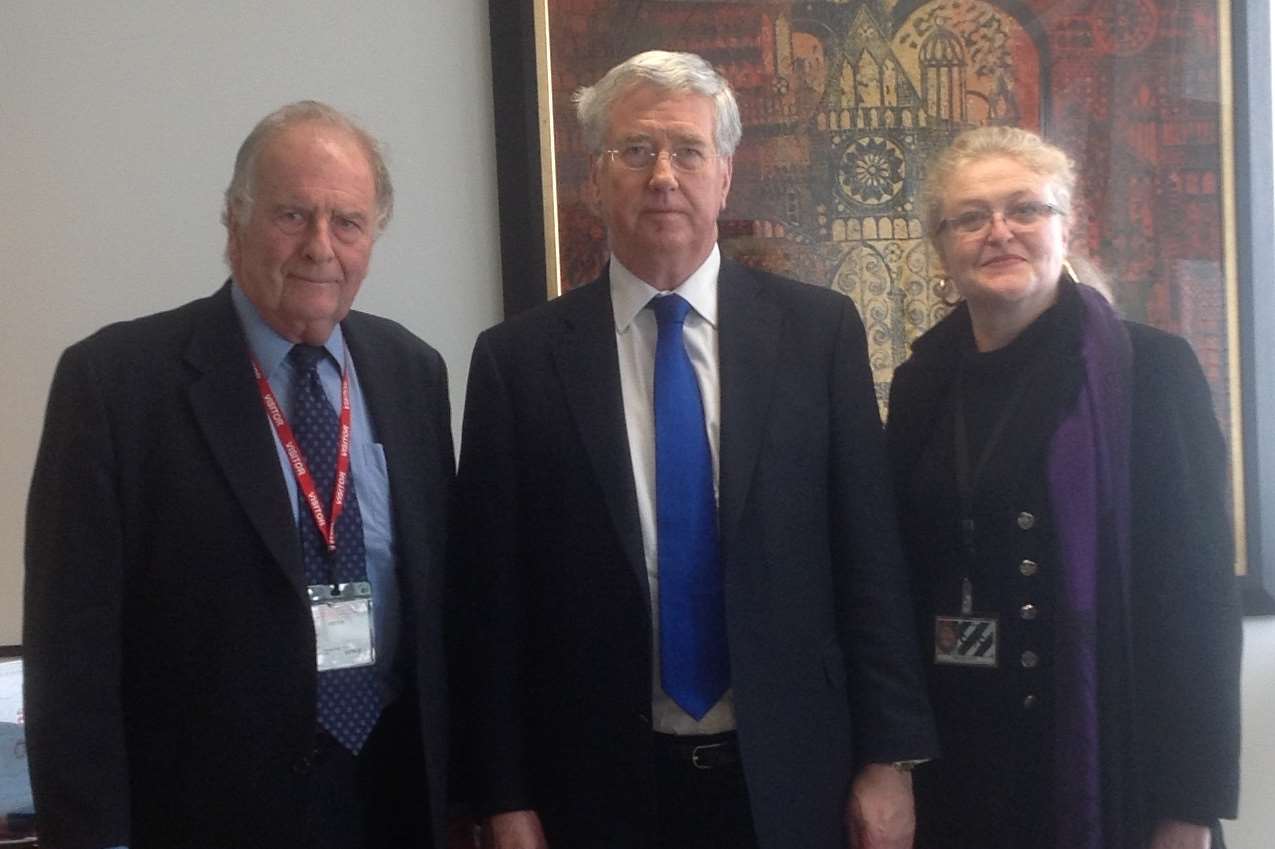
[{"x1": 690, "y1": 741, "x2": 725, "y2": 770}]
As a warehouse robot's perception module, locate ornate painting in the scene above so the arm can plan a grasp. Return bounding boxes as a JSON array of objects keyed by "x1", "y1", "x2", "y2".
[{"x1": 491, "y1": 0, "x2": 1249, "y2": 574}]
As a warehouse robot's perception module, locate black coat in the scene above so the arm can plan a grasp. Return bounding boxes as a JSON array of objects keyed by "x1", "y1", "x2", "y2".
[
  {"x1": 453, "y1": 259, "x2": 938, "y2": 849},
  {"x1": 24, "y1": 284, "x2": 455, "y2": 849},
  {"x1": 886, "y1": 288, "x2": 1242, "y2": 848}
]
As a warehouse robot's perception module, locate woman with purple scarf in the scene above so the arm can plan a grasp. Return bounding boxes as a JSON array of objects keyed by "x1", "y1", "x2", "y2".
[{"x1": 887, "y1": 126, "x2": 1241, "y2": 849}]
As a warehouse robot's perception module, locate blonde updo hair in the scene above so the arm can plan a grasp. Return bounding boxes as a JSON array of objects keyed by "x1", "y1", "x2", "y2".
[{"x1": 921, "y1": 126, "x2": 1076, "y2": 245}]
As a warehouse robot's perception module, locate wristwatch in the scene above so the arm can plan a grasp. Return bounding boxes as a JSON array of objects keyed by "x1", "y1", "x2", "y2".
[{"x1": 888, "y1": 759, "x2": 929, "y2": 772}]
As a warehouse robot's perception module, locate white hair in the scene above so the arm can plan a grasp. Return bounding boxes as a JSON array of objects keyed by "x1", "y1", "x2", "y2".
[{"x1": 573, "y1": 50, "x2": 742, "y2": 156}]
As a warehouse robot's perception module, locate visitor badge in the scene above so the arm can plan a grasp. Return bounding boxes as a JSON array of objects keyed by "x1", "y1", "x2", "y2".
[{"x1": 308, "y1": 582, "x2": 376, "y2": 671}]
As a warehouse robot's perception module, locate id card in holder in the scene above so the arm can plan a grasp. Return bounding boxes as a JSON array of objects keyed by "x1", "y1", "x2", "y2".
[
  {"x1": 309, "y1": 582, "x2": 376, "y2": 671},
  {"x1": 934, "y1": 614, "x2": 998, "y2": 667}
]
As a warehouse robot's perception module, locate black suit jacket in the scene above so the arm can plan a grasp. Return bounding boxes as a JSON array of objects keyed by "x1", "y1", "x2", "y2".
[
  {"x1": 454, "y1": 259, "x2": 937, "y2": 849},
  {"x1": 24, "y1": 284, "x2": 454, "y2": 849},
  {"x1": 886, "y1": 297, "x2": 1242, "y2": 847}
]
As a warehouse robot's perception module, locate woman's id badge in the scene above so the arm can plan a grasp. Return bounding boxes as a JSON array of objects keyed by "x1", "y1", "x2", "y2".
[
  {"x1": 308, "y1": 582, "x2": 376, "y2": 671},
  {"x1": 934, "y1": 614, "x2": 998, "y2": 667}
]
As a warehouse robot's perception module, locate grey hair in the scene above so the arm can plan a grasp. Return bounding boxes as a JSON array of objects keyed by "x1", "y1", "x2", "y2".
[
  {"x1": 922, "y1": 125, "x2": 1076, "y2": 243},
  {"x1": 221, "y1": 100, "x2": 394, "y2": 236},
  {"x1": 573, "y1": 50, "x2": 742, "y2": 157}
]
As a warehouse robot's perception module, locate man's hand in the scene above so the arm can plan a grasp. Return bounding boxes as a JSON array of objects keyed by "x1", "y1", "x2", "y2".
[
  {"x1": 447, "y1": 816, "x2": 480, "y2": 849},
  {"x1": 1149, "y1": 819, "x2": 1211, "y2": 849},
  {"x1": 481, "y1": 810, "x2": 548, "y2": 849},
  {"x1": 845, "y1": 763, "x2": 916, "y2": 849}
]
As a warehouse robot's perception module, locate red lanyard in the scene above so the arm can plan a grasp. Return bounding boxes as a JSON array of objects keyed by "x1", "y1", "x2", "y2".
[{"x1": 251, "y1": 350, "x2": 352, "y2": 553}]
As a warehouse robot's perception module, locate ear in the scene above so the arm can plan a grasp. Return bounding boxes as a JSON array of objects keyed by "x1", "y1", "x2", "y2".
[
  {"x1": 718, "y1": 155, "x2": 734, "y2": 211},
  {"x1": 585, "y1": 154, "x2": 604, "y2": 216},
  {"x1": 225, "y1": 211, "x2": 242, "y2": 266}
]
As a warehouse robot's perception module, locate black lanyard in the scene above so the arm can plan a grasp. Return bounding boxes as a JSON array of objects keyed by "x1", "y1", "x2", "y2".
[{"x1": 951, "y1": 358, "x2": 1035, "y2": 611}]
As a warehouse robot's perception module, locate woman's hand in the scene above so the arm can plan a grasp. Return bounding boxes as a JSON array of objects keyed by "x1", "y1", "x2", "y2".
[{"x1": 1148, "y1": 819, "x2": 1210, "y2": 849}]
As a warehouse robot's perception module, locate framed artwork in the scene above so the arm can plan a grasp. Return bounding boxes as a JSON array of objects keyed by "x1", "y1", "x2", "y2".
[{"x1": 487, "y1": 0, "x2": 1275, "y2": 608}]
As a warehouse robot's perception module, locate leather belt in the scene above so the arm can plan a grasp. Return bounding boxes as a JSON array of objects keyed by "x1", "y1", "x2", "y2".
[{"x1": 654, "y1": 732, "x2": 741, "y2": 770}]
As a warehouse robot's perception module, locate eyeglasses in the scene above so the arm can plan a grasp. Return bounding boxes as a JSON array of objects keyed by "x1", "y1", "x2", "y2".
[
  {"x1": 604, "y1": 142, "x2": 717, "y2": 173},
  {"x1": 936, "y1": 201, "x2": 1065, "y2": 237}
]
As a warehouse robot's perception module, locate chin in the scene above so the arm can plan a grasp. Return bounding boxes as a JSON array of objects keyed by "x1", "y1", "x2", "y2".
[{"x1": 975, "y1": 273, "x2": 1041, "y2": 298}]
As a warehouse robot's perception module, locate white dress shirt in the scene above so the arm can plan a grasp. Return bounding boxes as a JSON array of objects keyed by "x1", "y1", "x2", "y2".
[{"x1": 610, "y1": 247, "x2": 736, "y2": 735}]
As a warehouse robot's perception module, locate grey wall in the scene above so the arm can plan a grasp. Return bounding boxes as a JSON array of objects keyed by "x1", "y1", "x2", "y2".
[
  {"x1": 1, "y1": 2, "x2": 1271, "y2": 845},
  {"x1": 1233, "y1": 618, "x2": 1274, "y2": 846},
  {"x1": 1, "y1": 0, "x2": 503, "y2": 646}
]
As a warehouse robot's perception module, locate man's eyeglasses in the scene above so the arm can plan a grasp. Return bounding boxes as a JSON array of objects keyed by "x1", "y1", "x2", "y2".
[
  {"x1": 936, "y1": 201, "x2": 1065, "y2": 237},
  {"x1": 605, "y1": 142, "x2": 716, "y2": 173}
]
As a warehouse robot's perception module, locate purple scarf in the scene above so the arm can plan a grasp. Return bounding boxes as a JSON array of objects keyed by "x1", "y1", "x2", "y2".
[{"x1": 1046, "y1": 283, "x2": 1133, "y2": 849}]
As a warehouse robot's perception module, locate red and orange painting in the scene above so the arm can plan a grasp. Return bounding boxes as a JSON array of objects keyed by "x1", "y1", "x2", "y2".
[{"x1": 536, "y1": 0, "x2": 1233, "y2": 437}]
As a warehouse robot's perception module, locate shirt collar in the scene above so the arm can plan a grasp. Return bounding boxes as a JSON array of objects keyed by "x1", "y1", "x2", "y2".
[
  {"x1": 610, "y1": 245, "x2": 720, "y2": 333},
  {"x1": 230, "y1": 280, "x2": 346, "y2": 377}
]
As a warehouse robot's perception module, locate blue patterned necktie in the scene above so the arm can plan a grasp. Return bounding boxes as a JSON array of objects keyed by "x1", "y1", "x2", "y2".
[
  {"x1": 288, "y1": 344, "x2": 381, "y2": 753},
  {"x1": 650, "y1": 295, "x2": 730, "y2": 719}
]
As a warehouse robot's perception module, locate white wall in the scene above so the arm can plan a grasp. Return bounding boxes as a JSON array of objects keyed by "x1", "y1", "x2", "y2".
[
  {"x1": 1230, "y1": 618, "x2": 1275, "y2": 848},
  {"x1": 0, "y1": 1, "x2": 503, "y2": 647}
]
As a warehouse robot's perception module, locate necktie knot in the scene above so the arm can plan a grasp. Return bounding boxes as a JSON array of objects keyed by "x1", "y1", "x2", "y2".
[
  {"x1": 288, "y1": 344, "x2": 328, "y2": 372},
  {"x1": 649, "y1": 293, "x2": 693, "y2": 327}
]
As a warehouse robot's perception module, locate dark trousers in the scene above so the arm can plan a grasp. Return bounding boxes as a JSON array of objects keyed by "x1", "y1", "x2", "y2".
[
  {"x1": 305, "y1": 698, "x2": 433, "y2": 849},
  {"x1": 652, "y1": 732, "x2": 759, "y2": 849}
]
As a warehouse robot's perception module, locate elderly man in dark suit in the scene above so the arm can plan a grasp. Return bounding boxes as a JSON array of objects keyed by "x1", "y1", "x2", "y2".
[
  {"x1": 24, "y1": 101, "x2": 453, "y2": 849},
  {"x1": 453, "y1": 51, "x2": 937, "y2": 849}
]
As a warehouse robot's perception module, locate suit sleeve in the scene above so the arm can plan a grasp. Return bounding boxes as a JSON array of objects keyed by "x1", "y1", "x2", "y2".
[
  {"x1": 826, "y1": 297, "x2": 939, "y2": 765},
  {"x1": 1133, "y1": 331, "x2": 1242, "y2": 822},
  {"x1": 24, "y1": 342, "x2": 132, "y2": 849},
  {"x1": 451, "y1": 331, "x2": 533, "y2": 816}
]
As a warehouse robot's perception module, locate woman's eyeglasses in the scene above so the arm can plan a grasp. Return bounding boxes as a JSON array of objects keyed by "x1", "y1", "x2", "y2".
[{"x1": 936, "y1": 201, "x2": 1065, "y2": 237}]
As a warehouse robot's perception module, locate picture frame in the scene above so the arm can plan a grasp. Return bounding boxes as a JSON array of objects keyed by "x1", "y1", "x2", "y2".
[{"x1": 487, "y1": 0, "x2": 1275, "y2": 612}]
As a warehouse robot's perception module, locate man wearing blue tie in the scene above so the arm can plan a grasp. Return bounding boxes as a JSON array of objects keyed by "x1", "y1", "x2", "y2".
[
  {"x1": 453, "y1": 51, "x2": 937, "y2": 849},
  {"x1": 24, "y1": 102, "x2": 453, "y2": 849}
]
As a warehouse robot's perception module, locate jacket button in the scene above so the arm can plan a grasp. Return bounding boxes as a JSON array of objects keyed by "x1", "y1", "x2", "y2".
[
  {"x1": 1020, "y1": 603, "x2": 1038, "y2": 621},
  {"x1": 637, "y1": 713, "x2": 650, "y2": 727},
  {"x1": 1020, "y1": 650, "x2": 1039, "y2": 669},
  {"x1": 1017, "y1": 512, "x2": 1036, "y2": 530},
  {"x1": 1019, "y1": 559, "x2": 1039, "y2": 576},
  {"x1": 292, "y1": 747, "x2": 317, "y2": 775},
  {"x1": 1023, "y1": 693, "x2": 1039, "y2": 709}
]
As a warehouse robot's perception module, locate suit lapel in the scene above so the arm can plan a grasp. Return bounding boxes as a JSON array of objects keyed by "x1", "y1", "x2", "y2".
[
  {"x1": 552, "y1": 276, "x2": 648, "y2": 602},
  {"x1": 185, "y1": 285, "x2": 306, "y2": 596},
  {"x1": 717, "y1": 260, "x2": 783, "y2": 554}
]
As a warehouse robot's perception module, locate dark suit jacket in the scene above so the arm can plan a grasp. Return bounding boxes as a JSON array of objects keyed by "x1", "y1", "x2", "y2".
[
  {"x1": 24, "y1": 283, "x2": 454, "y2": 849},
  {"x1": 454, "y1": 259, "x2": 937, "y2": 849}
]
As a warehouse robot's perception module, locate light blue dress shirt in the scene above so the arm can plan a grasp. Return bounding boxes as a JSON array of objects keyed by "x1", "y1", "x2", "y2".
[{"x1": 230, "y1": 282, "x2": 403, "y2": 699}]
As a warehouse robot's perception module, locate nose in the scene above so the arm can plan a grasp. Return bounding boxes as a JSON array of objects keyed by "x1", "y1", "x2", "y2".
[
  {"x1": 647, "y1": 151, "x2": 678, "y2": 189},
  {"x1": 302, "y1": 219, "x2": 336, "y2": 263},
  {"x1": 985, "y1": 212, "x2": 1015, "y2": 242}
]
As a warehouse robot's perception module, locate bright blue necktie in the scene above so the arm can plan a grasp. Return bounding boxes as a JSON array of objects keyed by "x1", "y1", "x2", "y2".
[
  {"x1": 650, "y1": 295, "x2": 729, "y2": 719},
  {"x1": 289, "y1": 344, "x2": 382, "y2": 753}
]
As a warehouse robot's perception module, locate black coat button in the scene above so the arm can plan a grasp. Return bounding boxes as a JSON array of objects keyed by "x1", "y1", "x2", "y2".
[{"x1": 292, "y1": 749, "x2": 317, "y2": 775}]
